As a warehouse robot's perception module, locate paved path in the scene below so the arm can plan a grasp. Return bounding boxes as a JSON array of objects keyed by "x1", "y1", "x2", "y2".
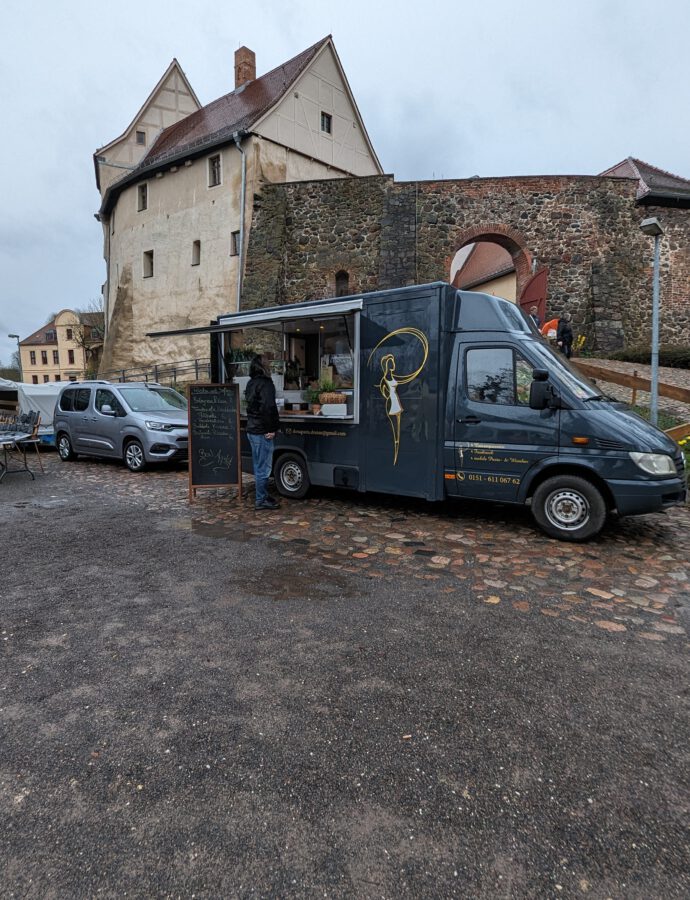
[
  {"x1": 1, "y1": 453, "x2": 688, "y2": 897},
  {"x1": 576, "y1": 358, "x2": 690, "y2": 422}
]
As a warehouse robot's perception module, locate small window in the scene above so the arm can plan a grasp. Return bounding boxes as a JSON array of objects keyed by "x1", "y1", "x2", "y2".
[
  {"x1": 43, "y1": 375, "x2": 50, "y2": 383},
  {"x1": 41, "y1": 351, "x2": 48, "y2": 365},
  {"x1": 69, "y1": 376, "x2": 77, "y2": 382},
  {"x1": 208, "y1": 154, "x2": 221, "y2": 187},
  {"x1": 45, "y1": 330, "x2": 56, "y2": 341},
  {"x1": 335, "y1": 270, "x2": 350, "y2": 297},
  {"x1": 68, "y1": 349, "x2": 75, "y2": 365},
  {"x1": 192, "y1": 240, "x2": 201, "y2": 266},
  {"x1": 231, "y1": 231, "x2": 240, "y2": 257},
  {"x1": 55, "y1": 375, "x2": 61, "y2": 382},
  {"x1": 30, "y1": 351, "x2": 36, "y2": 365},
  {"x1": 73, "y1": 388, "x2": 91, "y2": 412},
  {"x1": 91, "y1": 328, "x2": 100, "y2": 339},
  {"x1": 321, "y1": 112, "x2": 332, "y2": 134},
  {"x1": 66, "y1": 328, "x2": 73, "y2": 340},
  {"x1": 135, "y1": 130, "x2": 146, "y2": 145},
  {"x1": 32, "y1": 375, "x2": 38, "y2": 384},
  {"x1": 143, "y1": 250, "x2": 154, "y2": 278},
  {"x1": 53, "y1": 350, "x2": 59, "y2": 364},
  {"x1": 137, "y1": 183, "x2": 148, "y2": 211}
]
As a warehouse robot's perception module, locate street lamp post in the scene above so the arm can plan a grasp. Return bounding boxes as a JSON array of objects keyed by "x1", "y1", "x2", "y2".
[
  {"x1": 8, "y1": 333, "x2": 22, "y2": 382},
  {"x1": 639, "y1": 217, "x2": 664, "y2": 427}
]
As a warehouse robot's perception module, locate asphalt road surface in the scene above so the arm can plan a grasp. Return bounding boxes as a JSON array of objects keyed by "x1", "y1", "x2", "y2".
[{"x1": 1, "y1": 455, "x2": 688, "y2": 898}]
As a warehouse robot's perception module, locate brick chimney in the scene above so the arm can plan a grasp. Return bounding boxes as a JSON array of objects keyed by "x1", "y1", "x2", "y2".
[{"x1": 235, "y1": 47, "x2": 256, "y2": 88}]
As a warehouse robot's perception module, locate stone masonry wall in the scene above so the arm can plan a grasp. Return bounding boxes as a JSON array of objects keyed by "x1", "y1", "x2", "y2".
[{"x1": 242, "y1": 174, "x2": 690, "y2": 351}]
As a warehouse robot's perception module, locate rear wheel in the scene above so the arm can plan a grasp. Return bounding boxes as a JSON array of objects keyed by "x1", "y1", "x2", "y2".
[
  {"x1": 274, "y1": 453, "x2": 310, "y2": 499},
  {"x1": 57, "y1": 433, "x2": 77, "y2": 461},
  {"x1": 531, "y1": 475, "x2": 607, "y2": 542},
  {"x1": 124, "y1": 439, "x2": 147, "y2": 472}
]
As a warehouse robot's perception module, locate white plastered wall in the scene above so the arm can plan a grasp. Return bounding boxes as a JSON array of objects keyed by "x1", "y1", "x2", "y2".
[{"x1": 254, "y1": 45, "x2": 379, "y2": 177}]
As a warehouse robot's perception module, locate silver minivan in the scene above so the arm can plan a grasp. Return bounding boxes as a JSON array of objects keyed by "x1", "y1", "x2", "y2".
[{"x1": 54, "y1": 381, "x2": 188, "y2": 472}]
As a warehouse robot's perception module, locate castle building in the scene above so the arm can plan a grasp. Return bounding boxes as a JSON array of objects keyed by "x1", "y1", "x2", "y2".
[{"x1": 94, "y1": 37, "x2": 382, "y2": 374}]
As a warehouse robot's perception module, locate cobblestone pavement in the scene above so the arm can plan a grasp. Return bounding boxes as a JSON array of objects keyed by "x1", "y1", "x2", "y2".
[{"x1": 39, "y1": 450, "x2": 690, "y2": 643}]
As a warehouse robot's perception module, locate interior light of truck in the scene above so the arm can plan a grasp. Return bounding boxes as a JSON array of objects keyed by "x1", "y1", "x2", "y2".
[
  {"x1": 629, "y1": 452, "x2": 676, "y2": 476},
  {"x1": 572, "y1": 436, "x2": 590, "y2": 445}
]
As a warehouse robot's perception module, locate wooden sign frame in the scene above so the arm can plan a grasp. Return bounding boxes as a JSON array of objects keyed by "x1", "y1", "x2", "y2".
[{"x1": 187, "y1": 382, "x2": 242, "y2": 502}]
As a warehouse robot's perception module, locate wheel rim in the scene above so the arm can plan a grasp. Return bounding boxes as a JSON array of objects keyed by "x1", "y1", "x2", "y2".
[
  {"x1": 280, "y1": 461, "x2": 303, "y2": 492},
  {"x1": 544, "y1": 488, "x2": 590, "y2": 531},
  {"x1": 126, "y1": 443, "x2": 144, "y2": 470},
  {"x1": 58, "y1": 436, "x2": 71, "y2": 459}
]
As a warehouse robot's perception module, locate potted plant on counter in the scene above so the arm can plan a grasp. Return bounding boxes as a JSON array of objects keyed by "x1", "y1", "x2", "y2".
[
  {"x1": 308, "y1": 386, "x2": 322, "y2": 415},
  {"x1": 317, "y1": 379, "x2": 347, "y2": 406}
]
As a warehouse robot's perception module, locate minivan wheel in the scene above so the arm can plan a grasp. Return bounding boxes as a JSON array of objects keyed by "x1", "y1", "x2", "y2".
[
  {"x1": 124, "y1": 439, "x2": 147, "y2": 472},
  {"x1": 275, "y1": 453, "x2": 310, "y2": 499},
  {"x1": 57, "y1": 433, "x2": 77, "y2": 461},
  {"x1": 532, "y1": 475, "x2": 607, "y2": 542}
]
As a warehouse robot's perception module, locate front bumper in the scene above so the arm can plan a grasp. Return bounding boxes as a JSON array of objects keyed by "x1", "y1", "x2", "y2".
[
  {"x1": 146, "y1": 438, "x2": 188, "y2": 462},
  {"x1": 608, "y1": 476, "x2": 687, "y2": 516}
]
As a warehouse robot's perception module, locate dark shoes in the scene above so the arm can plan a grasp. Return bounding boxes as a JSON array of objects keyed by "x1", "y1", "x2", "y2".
[{"x1": 255, "y1": 498, "x2": 280, "y2": 510}]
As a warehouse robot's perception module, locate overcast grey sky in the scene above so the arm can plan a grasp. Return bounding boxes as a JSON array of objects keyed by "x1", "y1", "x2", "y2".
[{"x1": 1, "y1": 0, "x2": 688, "y2": 366}]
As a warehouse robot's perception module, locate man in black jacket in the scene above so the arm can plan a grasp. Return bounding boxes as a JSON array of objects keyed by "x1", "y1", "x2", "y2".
[
  {"x1": 245, "y1": 356, "x2": 280, "y2": 510},
  {"x1": 557, "y1": 314, "x2": 574, "y2": 359}
]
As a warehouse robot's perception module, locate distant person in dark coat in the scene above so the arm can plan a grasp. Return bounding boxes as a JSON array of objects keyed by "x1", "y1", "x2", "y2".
[
  {"x1": 529, "y1": 305, "x2": 541, "y2": 329},
  {"x1": 245, "y1": 356, "x2": 280, "y2": 510},
  {"x1": 557, "y1": 314, "x2": 574, "y2": 359}
]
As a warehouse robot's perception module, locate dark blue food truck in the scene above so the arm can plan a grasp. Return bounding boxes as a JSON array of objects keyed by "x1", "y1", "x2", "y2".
[{"x1": 156, "y1": 283, "x2": 686, "y2": 541}]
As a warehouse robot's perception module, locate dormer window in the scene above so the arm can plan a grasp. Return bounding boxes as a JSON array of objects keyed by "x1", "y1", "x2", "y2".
[
  {"x1": 321, "y1": 112, "x2": 332, "y2": 134},
  {"x1": 136, "y1": 130, "x2": 146, "y2": 145}
]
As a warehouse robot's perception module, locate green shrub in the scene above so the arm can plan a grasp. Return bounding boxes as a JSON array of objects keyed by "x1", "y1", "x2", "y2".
[{"x1": 610, "y1": 345, "x2": 690, "y2": 368}]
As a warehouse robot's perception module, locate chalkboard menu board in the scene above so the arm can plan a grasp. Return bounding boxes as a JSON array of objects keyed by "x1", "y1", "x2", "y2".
[{"x1": 188, "y1": 383, "x2": 241, "y2": 499}]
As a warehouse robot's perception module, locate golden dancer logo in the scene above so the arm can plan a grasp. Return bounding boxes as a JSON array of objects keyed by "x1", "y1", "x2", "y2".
[{"x1": 368, "y1": 327, "x2": 429, "y2": 464}]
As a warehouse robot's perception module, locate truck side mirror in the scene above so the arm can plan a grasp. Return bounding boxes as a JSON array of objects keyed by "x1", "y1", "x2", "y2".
[
  {"x1": 529, "y1": 374, "x2": 560, "y2": 410},
  {"x1": 100, "y1": 404, "x2": 116, "y2": 416}
]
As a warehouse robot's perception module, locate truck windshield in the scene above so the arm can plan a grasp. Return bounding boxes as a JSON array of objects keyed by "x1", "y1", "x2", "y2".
[
  {"x1": 529, "y1": 342, "x2": 601, "y2": 400},
  {"x1": 119, "y1": 387, "x2": 188, "y2": 412}
]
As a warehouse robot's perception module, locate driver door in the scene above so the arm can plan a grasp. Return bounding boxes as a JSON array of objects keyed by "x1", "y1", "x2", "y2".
[{"x1": 452, "y1": 344, "x2": 560, "y2": 502}]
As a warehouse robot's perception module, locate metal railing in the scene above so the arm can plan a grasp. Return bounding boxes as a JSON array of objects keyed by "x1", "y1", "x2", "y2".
[{"x1": 98, "y1": 357, "x2": 212, "y2": 386}]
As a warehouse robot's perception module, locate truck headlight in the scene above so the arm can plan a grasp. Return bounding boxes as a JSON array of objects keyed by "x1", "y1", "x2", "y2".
[
  {"x1": 629, "y1": 452, "x2": 676, "y2": 476},
  {"x1": 146, "y1": 420, "x2": 173, "y2": 432}
]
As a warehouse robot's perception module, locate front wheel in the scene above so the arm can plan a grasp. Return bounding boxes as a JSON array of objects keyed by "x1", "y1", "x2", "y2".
[
  {"x1": 124, "y1": 439, "x2": 147, "y2": 472},
  {"x1": 274, "y1": 453, "x2": 310, "y2": 499},
  {"x1": 531, "y1": 475, "x2": 607, "y2": 542},
  {"x1": 57, "y1": 433, "x2": 77, "y2": 461}
]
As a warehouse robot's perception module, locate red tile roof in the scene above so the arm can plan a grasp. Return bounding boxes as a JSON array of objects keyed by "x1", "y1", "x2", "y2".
[
  {"x1": 601, "y1": 157, "x2": 690, "y2": 202},
  {"x1": 20, "y1": 321, "x2": 58, "y2": 346},
  {"x1": 141, "y1": 36, "x2": 331, "y2": 169},
  {"x1": 455, "y1": 242, "x2": 514, "y2": 290}
]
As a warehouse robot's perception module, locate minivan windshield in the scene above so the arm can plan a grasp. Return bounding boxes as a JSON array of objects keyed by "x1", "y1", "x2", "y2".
[
  {"x1": 118, "y1": 386, "x2": 188, "y2": 412},
  {"x1": 529, "y1": 341, "x2": 601, "y2": 400}
]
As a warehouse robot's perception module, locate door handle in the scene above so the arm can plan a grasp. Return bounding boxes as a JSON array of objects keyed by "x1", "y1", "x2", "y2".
[{"x1": 458, "y1": 415, "x2": 481, "y2": 424}]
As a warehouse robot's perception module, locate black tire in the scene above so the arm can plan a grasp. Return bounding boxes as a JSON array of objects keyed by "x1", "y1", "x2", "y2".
[
  {"x1": 274, "y1": 452, "x2": 310, "y2": 499},
  {"x1": 57, "y1": 432, "x2": 77, "y2": 461},
  {"x1": 531, "y1": 475, "x2": 607, "y2": 542},
  {"x1": 124, "y1": 439, "x2": 147, "y2": 472}
]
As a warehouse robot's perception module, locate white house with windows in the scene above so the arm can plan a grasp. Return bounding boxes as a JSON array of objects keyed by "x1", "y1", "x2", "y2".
[{"x1": 94, "y1": 37, "x2": 382, "y2": 374}]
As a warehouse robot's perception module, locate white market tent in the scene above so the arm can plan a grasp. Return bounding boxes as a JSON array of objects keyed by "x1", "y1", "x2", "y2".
[{"x1": 0, "y1": 378, "x2": 61, "y2": 438}]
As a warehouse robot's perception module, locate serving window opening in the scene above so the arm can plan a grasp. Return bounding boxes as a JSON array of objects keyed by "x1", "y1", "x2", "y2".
[{"x1": 220, "y1": 311, "x2": 358, "y2": 422}]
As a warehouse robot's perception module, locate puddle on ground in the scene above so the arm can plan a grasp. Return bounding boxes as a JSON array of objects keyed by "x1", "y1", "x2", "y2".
[
  {"x1": 162, "y1": 518, "x2": 255, "y2": 542},
  {"x1": 258, "y1": 569, "x2": 356, "y2": 602}
]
